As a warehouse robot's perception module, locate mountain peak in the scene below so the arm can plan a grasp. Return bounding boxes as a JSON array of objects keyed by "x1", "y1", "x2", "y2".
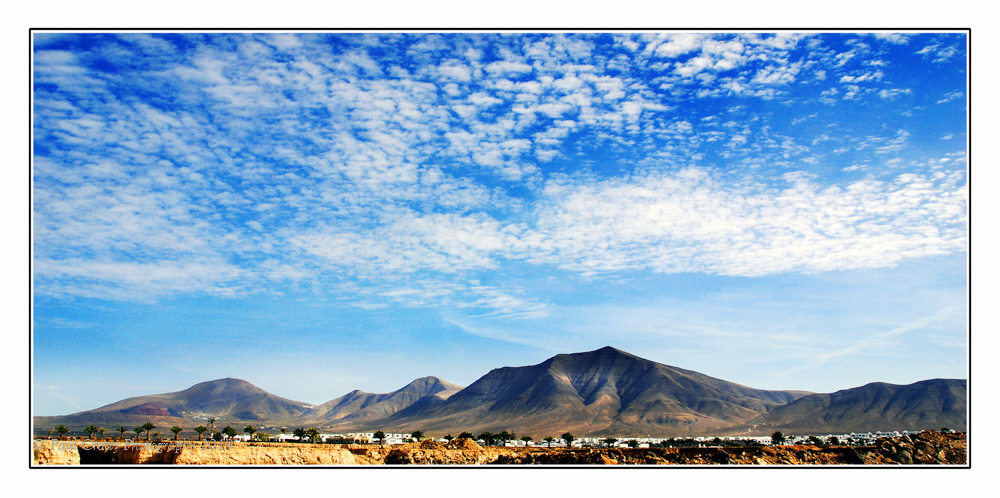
[
  {"x1": 550, "y1": 346, "x2": 645, "y2": 364},
  {"x1": 299, "y1": 376, "x2": 465, "y2": 426},
  {"x1": 184, "y1": 377, "x2": 266, "y2": 395},
  {"x1": 397, "y1": 376, "x2": 463, "y2": 397}
]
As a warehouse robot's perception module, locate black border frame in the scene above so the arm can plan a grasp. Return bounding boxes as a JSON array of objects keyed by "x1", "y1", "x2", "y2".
[{"x1": 28, "y1": 27, "x2": 972, "y2": 470}]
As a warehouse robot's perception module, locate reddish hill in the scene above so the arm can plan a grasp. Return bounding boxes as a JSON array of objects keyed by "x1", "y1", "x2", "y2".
[{"x1": 34, "y1": 378, "x2": 315, "y2": 433}]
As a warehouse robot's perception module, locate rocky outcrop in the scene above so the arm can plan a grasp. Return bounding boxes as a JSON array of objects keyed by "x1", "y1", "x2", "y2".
[
  {"x1": 33, "y1": 440, "x2": 358, "y2": 465},
  {"x1": 32, "y1": 440, "x2": 81, "y2": 465},
  {"x1": 859, "y1": 430, "x2": 966, "y2": 465},
  {"x1": 32, "y1": 431, "x2": 966, "y2": 466},
  {"x1": 173, "y1": 444, "x2": 357, "y2": 465}
]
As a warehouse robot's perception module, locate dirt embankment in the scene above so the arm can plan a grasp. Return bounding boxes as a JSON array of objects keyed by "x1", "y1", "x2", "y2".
[
  {"x1": 32, "y1": 440, "x2": 356, "y2": 465},
  {"x1": 32, "y1": 432, "x2": 966, "y2": 465},
  {"x1": 32, "y1": 440, "x2": 81, "y2": 465}
]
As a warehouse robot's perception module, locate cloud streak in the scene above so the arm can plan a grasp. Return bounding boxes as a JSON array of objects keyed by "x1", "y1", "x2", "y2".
[{"x1": 32, "y1": 32, "x2": 968, "y2": 316}]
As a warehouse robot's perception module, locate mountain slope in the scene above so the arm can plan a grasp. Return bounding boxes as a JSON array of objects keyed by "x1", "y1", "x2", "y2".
[
  {"x1": 299, "y1": 376, "x2": 462, "y2": 427},
  {"x1": 34, "y1": 378, "x2": 315, "y2": 430},
  {"x1": 374, "y1": 347, "x2": 811, "y2": 437},
  {"x1": 756, "y1": 378, "x2": 967, "y2": 433},
  {"x1": 33, "y1": 350, "x2": 966, "y2": 439}
]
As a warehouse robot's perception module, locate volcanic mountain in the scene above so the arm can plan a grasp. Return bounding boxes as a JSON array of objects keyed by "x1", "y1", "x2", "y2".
[
  {"x1": 754, "y1": 378, "x2": 967, "y2": 434},
  {"x1": 34, "y1": 378, "x2": 315, "y2": 430},
  {"x1": 34, "y1": 348, "x2": 967, "y2": 438},
  {"x1": 367, "y1": 346, "x2": 812, "y2": 437},
  {"x1": 299, "y1": 376, "x2": 463, "y2": 427}
]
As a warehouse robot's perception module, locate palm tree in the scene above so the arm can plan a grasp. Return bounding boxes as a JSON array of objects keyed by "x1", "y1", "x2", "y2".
[
  {"x1": 223, "y1": 426, "x2": 237, "y2": 440},
  {"x1": 458, "y1": 431, "x2": 474, "y2": 440},
  {"x1": 293, "y1": 427, "x2": 306, "y2": 443},
  {"x1": 626, "y1": 439, "x2": 639, "y2": 448},
  {"x1": 84, "y1": 425, "x2": 98, "y2": 439},
  {"x1": 543, "y1": 436, "x2": 554, "y2": 448},
  {"x1": 171, "y1": 426, "x2": 183, "y2": 440},
  {"x1": 602, "y1": 437, "x2": 618, "y2": 448},
  {"x1": 55, "y1": 425, "x2": 69, "y2": 439},
  {"x1": 410, "y1": 430, "x2": 424, "y2": 442},
  {"x1": 208, "y1": 418, "x2": 216, "y2": 434},
  {"x1": 142, "y1": 422, "x2": 156, "y2": 441},
  {"x1": 498, "y1": 431, "x2": 512, "y2": 446},
  {"x1": 373, "y1": 430, "x2": 386, "y2": 446},
  {"x1": 133, "y1": 426, "x2": 143, "y2": 441},
  {"x1": 561, "y1": 433, "x2": 575, "y2": 447},
  {"x1": 194, "y1": 426, "x2": 207, "y2": 441},
  {"x1": 244, "y1": 425, "x2": 257, "y2": 442},
  {"x1": 307, "y1": 427, "x2": 321, "y2": 444},
  {"x1": 444, "y1": 434, "x2": 454, "y2": 442},
  {"x1": 521, "y1": 435, "x2": 533, "y2": 447},
  {"x1": 479, "y1": 431, "x2": 494, "y2": 447},
  {"x1": 98, "y1": 427, "x2": 108, "y2": 439},
  {"x1": 117, "y1": 427, "x2": 128, "y2": 440}
]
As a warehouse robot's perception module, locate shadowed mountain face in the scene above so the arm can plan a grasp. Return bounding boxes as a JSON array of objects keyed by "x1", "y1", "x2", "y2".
[
  {"x1": 756, "y1": 379, "x2": 967, "y2": 433},
  {"x1": 34, "y1": 378, "x2": 316, "y2": 430},
  {"x1": 373, "y1": 347, "x2": 812, "y2": 437},
  {"x1": 299, "y1": 376, "x2": 463, "y2": 427}
]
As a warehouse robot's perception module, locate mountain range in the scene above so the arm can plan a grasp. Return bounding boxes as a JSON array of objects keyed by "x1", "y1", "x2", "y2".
[{"x1": 33, "y1": 347, "x2": 966, "y2": 437}]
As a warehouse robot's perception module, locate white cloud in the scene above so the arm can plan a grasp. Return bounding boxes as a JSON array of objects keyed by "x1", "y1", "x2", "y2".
[
  {"x1": 35, "y1": 258, "x2": 247, "y2": 301},
  {"x1": 651, "y1": 33, "x2": 705, "y2": 57},
  {"x1": 839, "y1": 70, "x2": 883, "y2": 83},
  {"x1": 874, "y1": 130, "x2": 910, "y2": 154},
  {"x1": 752, "y1": 62, "x2": 802, "y2": 85},
  {"x1": 519, "y1": 168, "x2": 966, "y2": 277},
  {"x1": 834, "y1": 51, "x2": 855, "y2": 67},
  {"x1": 437, "y1": 62, "x2": 472, "y2": 81},
  {"x1": 484, "y1": 60, "x2": 533, "y2": 75},
  {"x1": 32, "y1": 33, "x2": 968, "y2": 314},
  {"x1": 937, "y1": 90, "x2": 964, "y2": 104},
  {"x1": 879, "y1": 88, "x2": 911, "y2": 99},
  {"x1": 873, "y1": 33, "x2": 910, "y2": 45},
  {"x1": 916, "y1": 43, "x2": 960, "y2": 63}
]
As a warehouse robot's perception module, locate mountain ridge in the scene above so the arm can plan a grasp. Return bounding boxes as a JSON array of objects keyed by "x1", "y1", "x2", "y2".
[
  {"x1": 33, "y1": 348, "x2": 966, "y2": 437},
  {"x1": 297, "y1": 376, "x2": 463, "y2": 426},
  {"x1": 750, "y1": 378, "x2": 967, "y2": 434},
  {"x1": 366, "y1": 346, "x2": 814, "y2": 436}
]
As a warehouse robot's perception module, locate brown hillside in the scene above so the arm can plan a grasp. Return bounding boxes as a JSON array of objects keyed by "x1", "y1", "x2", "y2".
[
  {"x1": 34, "y1": 378, "x2": 315, "y2": 431},
  {"x1": 367, "y1": 346, "x2": 811, "y2": 437},
  {"x1": 299, "y1": 376, "x2": 462, "y2": 427}
]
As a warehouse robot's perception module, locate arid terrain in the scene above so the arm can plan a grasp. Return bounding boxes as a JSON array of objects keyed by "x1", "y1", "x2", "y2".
[{"x1": 33, "y1": 430, "x2": 966, "y2": 466}]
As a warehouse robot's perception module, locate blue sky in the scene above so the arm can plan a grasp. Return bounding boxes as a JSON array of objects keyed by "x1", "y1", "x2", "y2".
[{"x1": 31, "y1": 32, "x2": 968, "y2": 416}]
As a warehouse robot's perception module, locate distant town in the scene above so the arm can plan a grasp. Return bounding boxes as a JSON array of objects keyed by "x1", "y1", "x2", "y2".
[{"x1": 36, "y1": 421, "x2": 957, "y2": 449}]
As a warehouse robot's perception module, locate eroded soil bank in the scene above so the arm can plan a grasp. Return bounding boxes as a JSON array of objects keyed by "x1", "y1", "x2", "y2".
[{"x1": 32, "y1": 430, "x2": 966, "y2": 466}]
